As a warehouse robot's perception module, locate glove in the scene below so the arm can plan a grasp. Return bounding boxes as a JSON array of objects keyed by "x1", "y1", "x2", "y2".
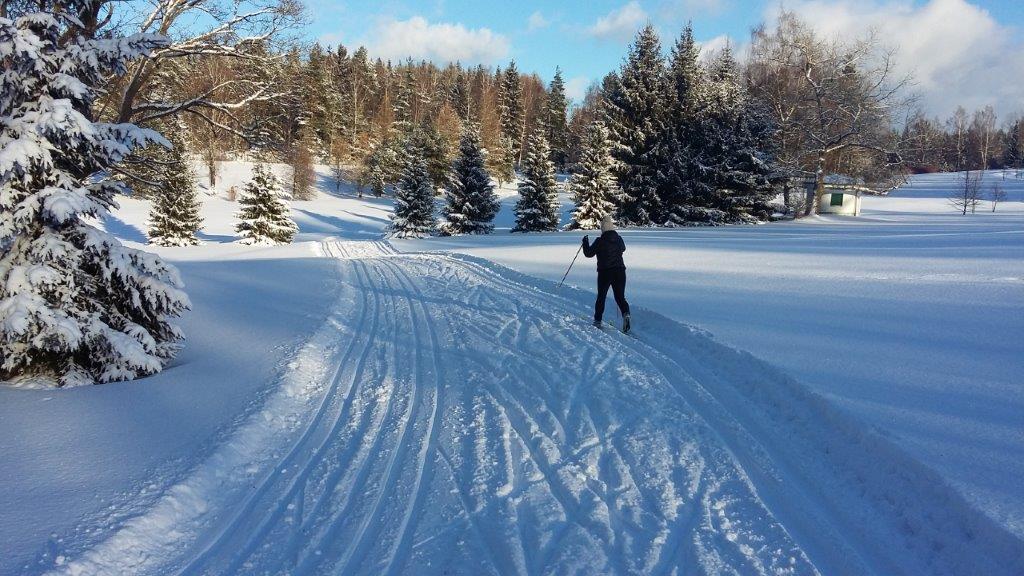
[{"x1": 582, "y1": 235, "x2": 589, "y2": 245}]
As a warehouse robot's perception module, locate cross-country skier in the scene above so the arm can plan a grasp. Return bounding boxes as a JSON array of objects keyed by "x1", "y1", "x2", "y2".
[{"x1": 582, "y1": 215, "x2": 631, "y2": 333}]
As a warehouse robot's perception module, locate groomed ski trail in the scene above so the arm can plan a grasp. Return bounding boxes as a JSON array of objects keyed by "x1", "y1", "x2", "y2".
[{"x1": 50, "y1": 241, "x2": 1024, "y2": 576}]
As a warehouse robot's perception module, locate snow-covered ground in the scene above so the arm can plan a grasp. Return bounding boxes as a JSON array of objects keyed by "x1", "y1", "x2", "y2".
[
  {"x1": 1, "y1": 165, "x2": 1021, "y2": 574},
  {"x1": 403, "y1": 170, "x2": 1024, "y2": 540}
]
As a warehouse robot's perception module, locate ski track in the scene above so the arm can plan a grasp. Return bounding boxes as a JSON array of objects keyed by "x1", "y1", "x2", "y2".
[{"x1": 48, "y1": 240, "x2": 1024, "y2": 576}]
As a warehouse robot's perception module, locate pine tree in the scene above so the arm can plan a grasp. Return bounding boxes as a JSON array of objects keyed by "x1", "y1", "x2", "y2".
[
  {"x1": 123, "y1": 141, "x2": 170, "y2": 199},
  {"x1": 711, "y1": 47, "x2": 778, "y2": 222},
  {"x1": 545, "y1": 67, "x2": 570, "y2": 170},
  {"x1": 279, "y1": 47, "x2": 308, "y2": 150},
  {"x1": 451, "y1": 66, "x2": 472, "y2": 120},
  {"x1": 603, "y1": 24, "x2": 668, "y2": 226},
  {"x1": 0, "y1": 8, "x2": 190, "y2": 386},
  {"x1": 567, "y1": 122, "x2": 618, "y2": 230},
  {"x1": 363, "y1": 138, "x2": 401, "y2": 196},
  {"x1": 288, "y1": 132, "x2": 317, "y2": 201},
  {"x1": 413, "y1": 124, "x2": 454, "y2": 192},
  {"x1": 490, "y1": 135, "x2": 517, "y2": 186},
  {"x1": 499, "y1": 61, "x2": 525, "y2": 165},
  {"x1": 345, "y1": 46, "x2": 376, "y2": 156},
  {"x1": 512, "y1": 129, "x2": 560, "y2": 232},
  {"x1": 148, "y1": 130, "x2": 203, "y2": 247},
  {"x1": 659, "y1": 23, "x2": 710, "y2": 224},
  {"x1": 442, "y1": 125, "x2": 500, "y2": 235},
  {"x1": 393, "y1": 61, "x2": 416, "y2": 134},
  {"x1": 1004, "y1": 120, "x2": 1022, "y2": 169},
  {"x1": 236, "y1": 164, "x2": 298, "y2": 244},
  {"x1": 687, "y1": 45, "x2": 778, "y2": 224},
  {"x1": 388, "y1": 142, "x2": 437, "y2": 238},
  {"x1": 368, "y1": 162, "x2": 387, "y2": 197},
  {"x1": 304, "y1": 43, "x2": 337, "y2": 151}
]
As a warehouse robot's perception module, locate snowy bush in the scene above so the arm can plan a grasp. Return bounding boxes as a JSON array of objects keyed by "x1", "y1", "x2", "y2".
[{"x1": 0, "y1": 10, "x2": 190, "y2": 386}]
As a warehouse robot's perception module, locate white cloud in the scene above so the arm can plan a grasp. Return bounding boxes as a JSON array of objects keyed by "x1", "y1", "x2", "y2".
[
  {"x1": 774, "y1": 0, "x2": 1024, "y2": 117},
  {"x1": 588, "y1": 1, "x2": 648, "y2": 41},
  {"x1": 361, "y1": 16, "x2": 510, "y2": 65},
  {"x1": 565, "y1": 76, "x2": 591, "y2": 101},
  {"x1": 696, "y1": 34, "x2": 731, "y2": 60},
  {"x1": 527, "y1": 11, "x2": 550, "y2": 31}
]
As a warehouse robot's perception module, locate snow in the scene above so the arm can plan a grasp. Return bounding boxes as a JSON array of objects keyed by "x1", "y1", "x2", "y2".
[
  {"x1": 402, "y1": 169, "x2": 1024, "y2": 540},
  {"x1": 1, "y1": 162, "x2": 1021, "y2": 574}
]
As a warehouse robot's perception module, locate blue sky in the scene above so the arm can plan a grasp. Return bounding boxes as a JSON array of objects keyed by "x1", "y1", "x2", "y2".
[{"x1": 304, "y1": 0, "x2": 1024, "y2": 117}]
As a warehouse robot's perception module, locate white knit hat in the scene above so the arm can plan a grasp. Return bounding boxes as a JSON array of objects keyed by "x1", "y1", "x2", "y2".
[{"x1": 600, "y1": 215, "x2": 615, "y2": 232}]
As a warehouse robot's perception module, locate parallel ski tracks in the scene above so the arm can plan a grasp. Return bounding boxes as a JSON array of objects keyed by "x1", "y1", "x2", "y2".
[
  {"x1": 167, "y1": 243, "x2": 824, "y2": 575},
  {"x1": 61, "y1": 239, "x2": 1017, "y2": 576},
  {"x1": 179, "y1": 248, "x2": 387, "y2": 574}
]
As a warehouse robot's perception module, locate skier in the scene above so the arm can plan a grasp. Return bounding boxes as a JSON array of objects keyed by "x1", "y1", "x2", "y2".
[{"x1": 582, "y1": 215, "x2": 631, "y2": 333}]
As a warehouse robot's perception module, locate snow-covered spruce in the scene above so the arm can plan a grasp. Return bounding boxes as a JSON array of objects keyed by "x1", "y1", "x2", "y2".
[
  {"x1": 603, "y1": 24, "x2": 668, "y2": 226},
  {"x1": 441, "y1": 125, "x2": 499, "y2": 235},
  {"x1": 235, "y1": 164, "x2": 297, "y2": 245},
  {"x1": 0, "y1": 10, "x2": 189, "y2": 387},
  {"x1": 512, "y1": 129, "x2": 560, "y2": 232},
  {"x1": 498, "y1": 61, "x2": 524, "y2": 164},
  {"x1": 148, "y1": 130, "x2": 203, "y2": 247},
  {"x1": 367, "y1": 162, "x2": 387, "y2": 197},
  {"x1": 388, "y1": 142, "x2": 437, "y2": 238},
  {"x1": 544, "y1": 67, "x2": 570, "y2": 170},
  {"x1": 658, "y1": 23, "x2": 709, "y2": 225},
  {"x1": 683, "y1": 45, "x2": 777, "y2": 224},
  {"x1": 363, "y1": 138, "x2": 400, "y2": 197},
  {"x1": 567, "y1": 122, "x2": 618, "y2": 230},
  {"x1": 489, "y1": 134, "x2": 516, "y2": 186}
]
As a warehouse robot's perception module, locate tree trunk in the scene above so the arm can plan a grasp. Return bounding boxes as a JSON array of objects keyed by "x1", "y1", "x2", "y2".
[
  {"x1": 351, "y1": 88, "x2": 359, "y2": 148},
  {"x1": 206, "y1": 154, "x2": 217, "y2": 191},
  {"x1": 806, "y1": 153, "x2": 825, "y2": 216}
]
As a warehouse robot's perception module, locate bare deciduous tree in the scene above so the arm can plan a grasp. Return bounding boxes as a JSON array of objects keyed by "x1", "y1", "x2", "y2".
[
  {"x1": 748, "y1": 11, "x2": 912, "y2": 216},
  {"x1": 970, "y1": 106, "x2": 997, "y2": 169},
  {"x1": 288, "y1": 133, "x2": 317, "y2": 201},
  {"x1": 101, "y1": 0, "x2": 303, "y2": 137},
  {"x1": 989, "y1": 182, "x2": 1006, "y2": 212},
  {"x1": 950, "y1": 169, "x2": 984, "y2": 214},
  {"x1": 947, "y1": 106, "x2": 969, "y2": 171}
]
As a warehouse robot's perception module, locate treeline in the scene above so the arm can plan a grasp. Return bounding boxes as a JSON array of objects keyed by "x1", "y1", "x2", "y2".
[
  {"x1": 112, "y1": 41, "x2": 572, "y2": 195},
  {"x1": 386, "y1": 22, "x2": 780, "y2": 237},
  {"x1": 590, "y1": 24, "x2": 778, "y2": 225},
  {"x1": 103, "y1": 0, "x2": 1021, "y2": 226},
  {"x1": 902, "y1": 107, "x2": 1024, "y2": 173}
]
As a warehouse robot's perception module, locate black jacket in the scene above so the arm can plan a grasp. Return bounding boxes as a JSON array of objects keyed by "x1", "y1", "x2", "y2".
[{"x1": 583, "y1": 230, "x2": 626, "y2": 271}]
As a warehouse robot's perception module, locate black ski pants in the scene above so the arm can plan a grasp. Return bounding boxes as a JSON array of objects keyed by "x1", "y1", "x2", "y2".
[{"x1": 595, "y1": 267, "x2": 630, "y2": 323}]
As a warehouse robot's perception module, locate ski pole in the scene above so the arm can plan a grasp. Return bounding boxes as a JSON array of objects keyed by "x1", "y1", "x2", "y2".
[{"x1": 557, "y1": 244, "x2": 583, "y2": 289}]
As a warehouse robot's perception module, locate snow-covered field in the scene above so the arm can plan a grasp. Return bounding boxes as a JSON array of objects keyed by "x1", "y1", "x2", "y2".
[
  {"x1": 1, "y1": 165, "x2": 1021, "y2": 574},
  {"x1": 405, "y1": 171, "x2": 1024, "y2": 540}
]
